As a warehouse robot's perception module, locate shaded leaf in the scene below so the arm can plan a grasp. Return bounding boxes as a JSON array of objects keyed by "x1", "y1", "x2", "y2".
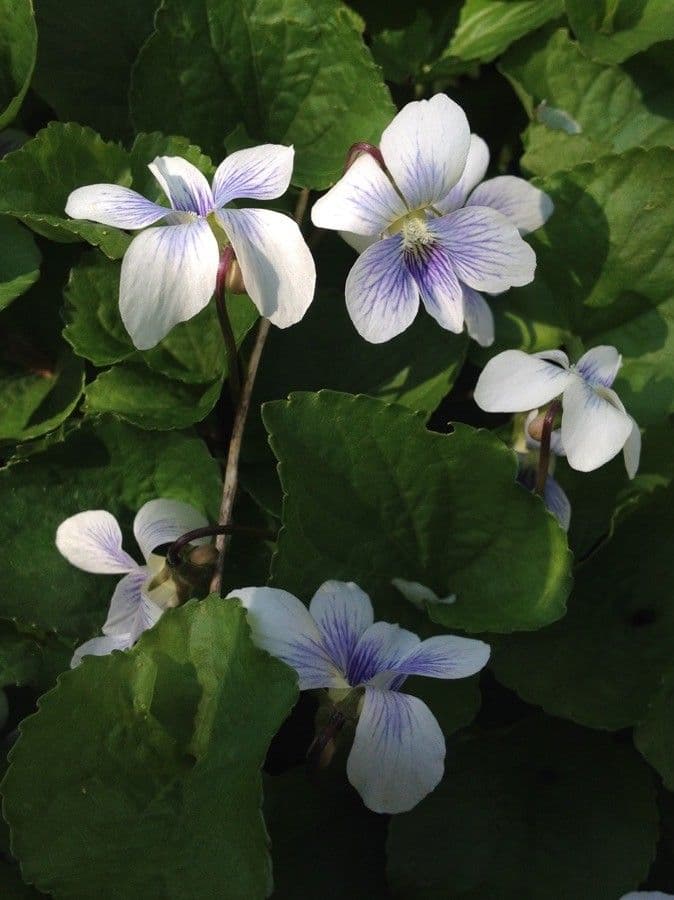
[
  {"x1": 0, "y1": 0, "x2": 36, "y2": 130},
  {"x1": 565, "y1": 0, "x2": 674, "y2": 63},
  {"x1": 0, "y1": 218, "x2": 40, "y2": 312}
]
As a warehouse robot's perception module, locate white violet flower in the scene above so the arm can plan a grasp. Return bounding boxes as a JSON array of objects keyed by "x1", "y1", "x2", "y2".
[
  {"x1": 66, "y1": 147, "x2": 316, "y2": 349},
  {"x1": 228, "y1": 580, "x2": 490, "y2": 814},
  {"x1": 56, "y1": 498, "x2": 208, "y2": 666},
  {"x1": 474, "y1": 345, "x2": 641, "y2": 476}
]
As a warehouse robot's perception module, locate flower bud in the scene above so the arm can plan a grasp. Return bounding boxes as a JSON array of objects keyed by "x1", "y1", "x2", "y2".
[
  {"x1": 224, "y1": 258, "x2": 247, "y2": 294},
  {"x1": 527, "y1": 410, "x2": 548, "y2": 442}
]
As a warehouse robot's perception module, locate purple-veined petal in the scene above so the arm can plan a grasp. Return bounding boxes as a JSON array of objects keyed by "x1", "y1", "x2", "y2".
[
  {"x1": 624, "y1": 417, "x2": 641, "y2": 479},
  {"x1": 311, "y1": 154, "x2": 406, "y2": 235},
  {"x1": 561, "y1": 377, "x2": 633, "y2": 472},
  {"x1": 436, "y1": 134, "x2": 490, "y2": 214},
  {"x1": 434, "y1": 206, "x2": 536, "y2": 293},
  {"x1": 71, "y1": 634, "x2": 132, "y2": 668},
  {"x1": 102, "y1": 569, "x2": 147, "y2": 636},
  {"x1": 467, "y1": 176, "x2": 554, "y2": 235},
  {"x1": 462, "y1": 285, "x2": 494, "y2": 346},
  {"x1": 119, "y1": 219, "x2": 219, "y2": 350},
  {"x1": 340, "y1": 231, "x2": 377, "y2": 254},
  {"x1": 226, "y1": 587, "x2": 346, "y2": 690},
  {"x1": 148, "y1": 156, "x2": 214, "y2": 215},
  {"x1": 308, "y1": 581, "x2": 374, "y2": 675},
  {"x1": 345, "y1": 234, "x2": 419, "y2": 343},
  {"x1": 65, "y1": 184, "x2": 168, "y2": 229},
  {"x1": 133, "y1": 498, "x2": 209, "y2": 561},
  {"x1": 216, "y1": 207, "x2": 315, "y2": 328},
  {"x1": 394, "y1": 634, "x2": 490, "y2": 680},
  {"x1": 346, "y1": 688, "x2": 445, "y2": 814},
  {"x1": 56, "y1": 510, "x2": 138, "y2": 574},
  {"x1": 404, "y1": 237, "x2": 465, "y2": 334},
  {"x1": 213, "y1": 144, "x2": 294, "y2": 207},
  {"x1": 348, "y1": 621, "x2": 420, "y2": 687},
  {"x1": 543, "y1": 475, "x2": 572, "y2": 531},
  {"x1": 474, "y1": 349, "x2": 573, "y2": 412},
  {"x1": 380, "y1": 93, "x2": 470, "y2": 209},
  {"x1": 575, "y1": 344, "x2": 622, "y2": 388}
]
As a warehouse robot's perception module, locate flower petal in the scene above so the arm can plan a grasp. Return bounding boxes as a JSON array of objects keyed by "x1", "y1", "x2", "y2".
[
  {"x1": 71, "y1": 634, "x2": 132, "y2": 668},
  {"x1": 148, "y1": 156, "x2": 214, "y2": 215},
  {"x1": 56, "y1": 510, "x2": 138, "y2": 574},
  {"x1": 347, "y1": 688, "x2": 445, "y2": 814},
  {"x1": 462, "y1": 285, "x2": 494, "y2": 346},
  {"x1": 216, "y1": 207, "x2": 315, "y2": 328},
  {"x1": 102, "y1": 570, "x2": 147, "y2": 636},
  {"x1": 348, "y1": 621, "x2": 420, "y2": 687},
  {"x1": 212, "y1": 144, "x2": 294, "y2": 207},
  {"x1": 380, "y1": 93, "x2": 470, "y2": 209},
  {"x1": 65, "y1": 185, "x2": 168, "y2": 229},
  {"x1": 544, "y1": 476, "x2": 572, "y2": 531},
  {"x1": 561, "y1": 377, "x2": 634, "y2": 472},
  {"x1": 395, "y1": 634, "x2": 491, "y2": 680},
  {"x1": 624, "y1": 417, "x2": 641, "y2": 479},
  {"x1": 575, "y1": 344, "x2": 622, "y2": 388},
  {"x1": 119, "y1": 220, "x2": 219, "y2": 350},
  {"x1": 340, "y1": 231, "x2": 378, "y2": 254},
  {"x1": 434, "y1": 206, "x2": 536, "y2": 292},
  {"x1": 345, "y1": 234, "x2": 419, "y2": 343},
  {"x1": 405, "y1": 238, "x2": 465, "y2": 334},
  {"x1": 311, "y1": 153, "x2": 406, "y2": 235},
  {"x1": 474, "y1": 349, "x2": 573, "y2": 412},
  {"x1": 308, "y1": 581, "x2": 374, "y2": 675},
  {"x1": 436, "y1": 134, "x2": 490, "y2": 214},
  {"x1": 133, "y1": 498, "x2": 209, "y2": 561},
  {"x1": 467, "y1": 176, "x2": 554, "y2": 235},
  {"x1": 226, "y1": 587, "x2": 346, "y2": 690}
]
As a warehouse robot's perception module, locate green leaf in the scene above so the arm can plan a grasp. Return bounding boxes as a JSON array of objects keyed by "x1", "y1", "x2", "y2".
[
  {"x1": 0, "y1": 217, "x2": 40, "y2": 311},
  {"x1": 0, "y1": 419, "x2": 221, "y2": 639},
  {"x1": 492, "y1": 484, "x2": 674, "y2": 729},
  {"x1": 84, "y1": 364, "x2": 222, "y2": 430},
  {"x1": 264, "y1": 392, "x2": 572, "y2": 633},
  {"x1": 500, "y1": 30, "x2": 674, "y2": 174},
  {"x1": 565, "y1": 0, "x2": 674, "y2": 63},
  {"x1": 130, "y1": 0, "x2": 395, "y2": 188},
  {"x1": 635, "y1": 670, "x2": 674, "y2": 791},
  {"x1": 387, "y1": 717, "x2": 658, "y2": 899},
  {"x1": 0, "y1": 859, "x2": 41, "y2": 899},
  {"x1": 2, "y1": 598, "x2": 299, "y2": 899},
  {"x1": 0, "y1": 123, "x2": 131, "y2": 257},
  {"x1": 0, "y1": 620, "x2": 41, "y2": 688},
  {"x1": 31, "y1": 0, "x2": 158, "y2": 139},
  {"x1": 0, "y1": 0, "x2": 36, "y2": 129}
]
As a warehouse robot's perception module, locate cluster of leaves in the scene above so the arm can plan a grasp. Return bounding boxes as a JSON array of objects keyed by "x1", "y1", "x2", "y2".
[{"x1": 0, "y1": 0, "x2": 672, "y2": 897}]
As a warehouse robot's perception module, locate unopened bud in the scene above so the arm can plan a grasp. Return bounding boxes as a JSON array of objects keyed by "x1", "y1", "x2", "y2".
[
  {"x1": 224, "y1": 258, "x2": 246, "y2": 294},
  {"x1": 527, "y1": 411, "x2": 547, "y2": 442}
]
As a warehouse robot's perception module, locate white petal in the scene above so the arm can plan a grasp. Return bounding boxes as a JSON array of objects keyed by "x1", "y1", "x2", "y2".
[
  {"x1": 391, "y1": 579, "x2": 457, "y2": 610},
  {"x1": 311, "y1": 154, "x2": 406, "y2": 235},
  {"x1": 102, "y1": 570, "x2": 147, "y2": 636},
  {"x1": 348, "y1": 621, "x2": 420, "y2": 688},
  {"x1": 340, "y1": 231, "x2": 377, "y2": 254},
  {"x1": 345, "y1": 234, "x2": 419, "y2": 343},
  {"x1": 474, "y1": 349, "x2": 573, "y2": 412},
  {"x1": 435, "y1": 134, "x2": 490, "y2": 214},
  {"x1": 226, "y1": 587, "x2": 346, "y2": 690},
  {"x1": 65, "y1": 185, "x2": 168, "y2": 229},
  {"x1": 561, "y1": 378, "x2": 633, "y2": 472},
  {"x1": 434, "y1": 206, "x2": 536, "y2": 292},
  {"x1": 308, "y1": 581, "x2": 374, "y2": 674},
  {"x1": 462, "y1": 285, "x2": 494, "y2": 347},
  {"x1": 620, "y1": 893, "x2": 674, "y2": 899},
  {"x1": 133, "y1": 498, "x2": 209, "y2": 561},
  {"x1": 575, "y1": 344, "x2": 622, "y2": 388},
  {"x1": 213, "y1": 144, "x2": 294, "y2": 207},
  {"x1": 56, "y1": 510, "x2": 138, "y2": 574},
  {"x1": 623, "y1": 417, "x2": 641, "y2": 479},
  {"x1": 119, "y1": 220, "x2": 219, "y2": 350},
  {"x1": 395, "y1": 634, "x2": 491, "y2": 679},
  {"x1": 71, "y1": 634, "x2": 132, "y2": 668},
  {"x1": 148, "y1": 156, "x2": 214, "y2": 215},
  {"x1": 347, "y1": 688, "x2": 445, "y2": 814},
  {"x1": 216, "y1": 207, "x2": 315, "y2": 328},
  {"x1": 467, "y1": 176, "x2": 554, "y2": 235},
  {"x1": 405, "y1": 235, "x2": 465, "y2": 334},
  {"x1": 380, "y1": 93, "x2": 471, "y2": 209}
]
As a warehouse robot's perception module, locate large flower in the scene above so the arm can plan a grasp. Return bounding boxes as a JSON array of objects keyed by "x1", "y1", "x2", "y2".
[
  {"x1": 228, "y1": 580, "x2": 490, "y2": 813},
  {"x1": 311, "y1": 94, "x2": 539, "y2": 345},
  {"x1": 56, "y1": 498, "x2": 208, "y2": 666},
  {"x1": 66, "y1": 147, "x2": 316, "y2": 349},
  {"x1": 474, "y1": 345, "x2": 641, "y2": 475}
]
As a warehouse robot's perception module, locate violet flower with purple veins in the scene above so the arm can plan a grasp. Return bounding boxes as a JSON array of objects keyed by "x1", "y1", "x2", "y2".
[
  {"x1": 311, "y1": 93, "x2": 548, "y2": 346},
  {"x1": 227, "y1": 580, "x2": 490, "y2": 814},
  {"x1": 65, "y1": 147, "x2": 316, "y2": 349}
]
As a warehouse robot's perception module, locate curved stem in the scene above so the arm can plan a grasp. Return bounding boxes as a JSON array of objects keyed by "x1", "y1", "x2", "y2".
[
  {"x1": 344, "y1": 142, "x2": 386, "y2": 174},
  {"x1": 535, "y1": 401, "x2": 561, "y2": 497},
  {"x1": 166, "y1": 523, "x2": 277, "y2": 569}
]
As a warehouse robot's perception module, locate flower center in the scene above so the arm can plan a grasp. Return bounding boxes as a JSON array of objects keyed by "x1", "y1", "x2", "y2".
[{"x1": 387, "y1": 210, "x2": 433, "y2": 249}]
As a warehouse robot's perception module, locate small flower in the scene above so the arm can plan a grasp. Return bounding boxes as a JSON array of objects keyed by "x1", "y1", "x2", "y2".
[
  {"x1": 228, "y1": 580, "x2": 490, "y2": 813},
  {"x1": 311, "y1": 93, "x2": 546, "y2": 346},
  {"x1": 475, "y1": 345, "x2": 641, "y2": 476},
  {"x1": 56, "y1": 498, "x2": 208, "y2": 666},
  {"x1": 66, "y1": 147, "x2": 316, "y2": 349}
]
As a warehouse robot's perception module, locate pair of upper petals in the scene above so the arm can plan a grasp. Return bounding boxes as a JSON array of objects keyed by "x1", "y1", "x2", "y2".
[
  {"x1": 475, "y1": 346, "x2": 640, "y2": 475},
  {"x1": 65, "y1": 146, "x2": 316, "y2": 349}
]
